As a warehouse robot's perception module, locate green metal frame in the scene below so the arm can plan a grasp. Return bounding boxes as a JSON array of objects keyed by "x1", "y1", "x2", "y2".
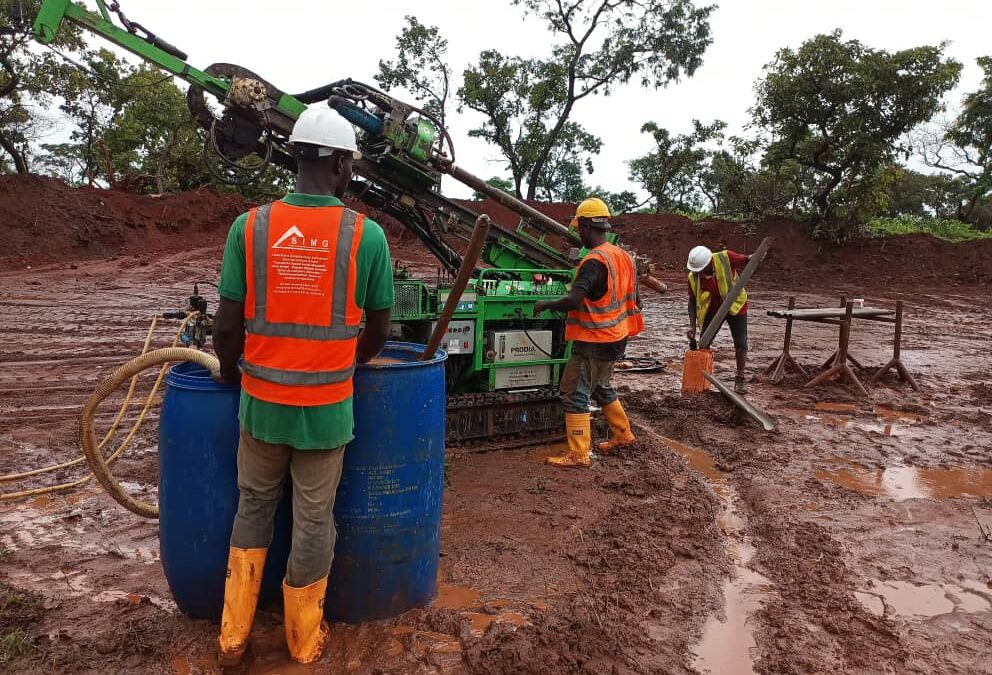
[
  {"x1": 33, "y1": 0, "x2": 586, "y2": 396},
  {"x1": 34, "y1": 0, "x2": 307, "y2": 120}
]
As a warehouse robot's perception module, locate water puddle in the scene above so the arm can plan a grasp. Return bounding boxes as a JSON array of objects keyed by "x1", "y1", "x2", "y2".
[
  {"x1": 790, "y1": 403, "x2": 928, "y2": 437},
  {"x1": 856, "y1": 580, "x2": 992, "y2": 619},
  {"x1": 654, "y1": 433, "x2": 769, "y2": 675},
  {"x1": 431, "y1": 581, "x2": 533, "y2": 637},
  {"x1": 431, "y1": 581, "x2": 482, "y2": 610},
  {"x1": 816, "y1": 462, "x2": 992, "y2": 501}
]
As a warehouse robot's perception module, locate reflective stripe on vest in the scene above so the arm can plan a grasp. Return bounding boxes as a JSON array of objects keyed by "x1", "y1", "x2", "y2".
[
  {"x1": 688, "y1": 250, "x2": 747, "y2": 327},
  {"x1": 565, "y1": 243, "x2": 644, "y2": 343},
  {"x1": 241, "y1": 202, "x2": 364, "y2": 405}
]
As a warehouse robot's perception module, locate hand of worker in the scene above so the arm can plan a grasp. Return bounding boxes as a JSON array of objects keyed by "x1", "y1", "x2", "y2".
[
  {"x1": 686, "y1": 327, "x2": 696, "y2": 341},
  {"x1": 534, "y1": 300, "x2": 550, "y2": 316},
  {"x1": 212, "y1": 366, "x2": 241, "y2": 385}
]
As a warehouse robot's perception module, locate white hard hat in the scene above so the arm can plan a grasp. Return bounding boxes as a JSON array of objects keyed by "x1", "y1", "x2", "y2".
[
  {"x1": 687, "y1": 245, "x2": 713, "y2": 272},
  {"x1": 289, "y1": 106, "x2": 361, "y2": 159}
]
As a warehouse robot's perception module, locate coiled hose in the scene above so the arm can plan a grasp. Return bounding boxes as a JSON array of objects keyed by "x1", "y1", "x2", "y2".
[
  {"x1": 0, "y1": 314, "x2": 209, "y2": 511},
  {"x1": 78, "y1": 347, "x2": 219, "y2": 519}
]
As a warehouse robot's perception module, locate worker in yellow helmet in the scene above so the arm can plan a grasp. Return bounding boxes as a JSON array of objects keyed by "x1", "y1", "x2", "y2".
[{"x1": 535, "y1": 198, "x2": 643, "y2": 467}]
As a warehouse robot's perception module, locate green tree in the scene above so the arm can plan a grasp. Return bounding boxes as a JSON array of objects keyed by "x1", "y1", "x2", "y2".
[
  {"x1": 102, "y1": 64, "x2": 207, "y2": 193},
  {"x1": 376, "y1": 16, "x2": 452, "y2": 129},
  {"x1": 53, "y1": 48, "x2": 127, "y2": 184},
  {"x1": 752, "y1": 30, "x2": 962, "y2": 234},
  {"x1": 472, "y1": 175, "x2": 515, "y2": 200},
  {"x1": 917, "y1": 56, "x2": 992, "y2": 224},
  {"x1": 460, "y1": 0, "x2": 714, "y2": 200},
  {"x1": 586, "y1": 187, "x2": 640, "y2": 215},
  {"x1": 628, "y1": 119, "x2": 725, "y2": 213},
  {"x1": 0, "y1": 0, "x2": 84, "y2": 173}
]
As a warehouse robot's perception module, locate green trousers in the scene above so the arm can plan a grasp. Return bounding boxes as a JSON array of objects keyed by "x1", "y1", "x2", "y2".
[{"x1": 230, "y1": 430, "x2": 345, "y2": 588}]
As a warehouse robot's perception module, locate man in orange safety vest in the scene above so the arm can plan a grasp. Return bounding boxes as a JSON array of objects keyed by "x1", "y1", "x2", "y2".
[
  {"x1": 211, "y1": 106, "x2": 393, "y2": 666},
  {"x1": 534, "y1": 197, "x2": 643, "y2": 468}
]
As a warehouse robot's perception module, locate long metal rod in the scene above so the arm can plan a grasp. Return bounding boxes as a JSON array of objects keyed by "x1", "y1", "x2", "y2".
[
  {"x1": 702, "y1": 372, "x2": 775, "y2": 432},
  {"x1": 441, "y1": 161, "x2": 668, "y2": 293},
  {"x1": 699, "y1": 237, "x2": 774, "y2": 349},
  {"x1": 441, "y1": 163, "x2": 576, "y2": 240},
  {"x1": 421, "y1": 215, "x2": 492, "y2": 361}
]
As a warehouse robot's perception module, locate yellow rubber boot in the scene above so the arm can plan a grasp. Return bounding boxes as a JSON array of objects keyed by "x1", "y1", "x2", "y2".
[
  {"x1": 218, "y1": 547, "x2": 267, "y2": 667},
  {"x1": 597, "y1": 400, "x2": 636, "y2": 454},
  {"x1": 283, "y1": 576, "x2": 330, "y2": 664},
  {"x1": 547, "y1": 413, "x2": 591, "y2": 468}
]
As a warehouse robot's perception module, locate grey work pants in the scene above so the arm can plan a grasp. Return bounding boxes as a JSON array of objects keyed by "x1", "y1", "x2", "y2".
[
  {"x1": 559, "y1": 352, "x2": 619, "y2": 414},
  {"x1": 229, "y1": 430, "x2": 345, "y2": 588}
]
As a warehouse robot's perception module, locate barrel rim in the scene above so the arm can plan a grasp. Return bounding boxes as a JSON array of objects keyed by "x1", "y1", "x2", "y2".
[
  {"x1": 359, "y1": 341, "x2": 447, "y2": 369},
  {"x1": 166, "y1": 361, "x2": 240, "y2": 392}
]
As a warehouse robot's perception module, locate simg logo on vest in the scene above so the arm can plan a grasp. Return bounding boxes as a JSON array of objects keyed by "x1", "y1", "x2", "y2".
[{"x1": 272, "y1": 225, "x2": 330, "y2": 252}]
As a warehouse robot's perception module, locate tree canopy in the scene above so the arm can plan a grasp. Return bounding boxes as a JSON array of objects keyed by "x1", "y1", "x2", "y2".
[
  {"x1": 459, "y1": 0, "x2": 714, "y2": 200},
  {"x1": 752, "y1": 30, "x2": 962, "y2": 234}
]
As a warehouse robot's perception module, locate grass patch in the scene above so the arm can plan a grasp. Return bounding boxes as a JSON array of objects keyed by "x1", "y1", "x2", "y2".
[
  {"x1": 867, "y1": 216, "x2": 992, "y2": 242},
  {"x1": 0, "y1": 628, "x2": 33, "y2": 663}
]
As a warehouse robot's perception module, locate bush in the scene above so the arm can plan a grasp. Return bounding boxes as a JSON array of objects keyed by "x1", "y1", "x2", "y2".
[{"x1": 866, "y1": 216, "x2": 992, "y2": 242}]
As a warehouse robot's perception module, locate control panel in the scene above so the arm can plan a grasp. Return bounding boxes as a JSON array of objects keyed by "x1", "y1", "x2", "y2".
[{"x1": 430, "y1": 319, "x2": 475, "y2": 355}]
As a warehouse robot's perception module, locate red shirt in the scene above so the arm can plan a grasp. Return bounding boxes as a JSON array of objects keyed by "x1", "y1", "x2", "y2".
[{"x1": 687, "y1": 250, "x2": 749, "y2": 316}]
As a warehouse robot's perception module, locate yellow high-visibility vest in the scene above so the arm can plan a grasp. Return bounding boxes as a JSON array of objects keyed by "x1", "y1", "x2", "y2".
[{"x1": 688, "y1": 250, "x2": 747, "y2": 327}]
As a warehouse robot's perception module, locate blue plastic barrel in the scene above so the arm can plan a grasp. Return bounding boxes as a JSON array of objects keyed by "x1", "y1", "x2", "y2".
[
  {"x1": 325, "y1": 342, "x2": 447, "y2": 623},
  {"x1": 158, "y1": 362, "x2": 290, "y2": 619}
]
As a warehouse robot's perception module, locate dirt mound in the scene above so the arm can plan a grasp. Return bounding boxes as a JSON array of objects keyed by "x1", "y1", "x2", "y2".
[
  {"x1": 0, "y1": 174, "x2": 251, "y2": 264},
  {"x1": 464, "y1": 198, "x2": 992, "y2": 287}
]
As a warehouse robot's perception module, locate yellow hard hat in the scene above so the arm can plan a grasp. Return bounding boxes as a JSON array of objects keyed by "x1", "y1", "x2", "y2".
[{"x1": 569, "y1": 197, "x2": 611, "y2": 229}]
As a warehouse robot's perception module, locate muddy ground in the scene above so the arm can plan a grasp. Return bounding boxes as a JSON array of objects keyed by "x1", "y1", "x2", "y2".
[{"x1": 2, "y1": 241, "x2": 992, "y2": 674}]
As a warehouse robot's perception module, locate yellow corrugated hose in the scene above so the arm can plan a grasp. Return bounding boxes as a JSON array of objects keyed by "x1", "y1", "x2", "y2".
[
  {"x1": 78, "y1": 346, "x2": 219, "y2": 518},
  {"x1": 0, "y1": 314, "x2": 216, "y2": 514}
]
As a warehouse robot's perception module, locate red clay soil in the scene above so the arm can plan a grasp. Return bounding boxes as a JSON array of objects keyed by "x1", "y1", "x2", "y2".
[
  {"x1": 0, "y1": 174, "x2": 251, "y2": 264},
  {"x1": 465, "y1": 198, "x2": 992, "y2": 288},
  {"x1": 2, "y1": 176, "x2": 990, "y2": 289}
]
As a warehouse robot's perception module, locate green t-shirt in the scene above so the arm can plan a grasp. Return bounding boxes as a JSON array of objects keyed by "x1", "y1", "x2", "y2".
[{"x1": 218, "y1": 193, "x2": 394, "y2": 450}]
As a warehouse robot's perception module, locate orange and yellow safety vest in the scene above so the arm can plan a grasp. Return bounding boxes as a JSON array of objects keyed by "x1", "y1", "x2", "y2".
[
  {"x1": 565, "y1": 242, "x2": 643, "y2": 343},
  {"x1": 688, "y1": 249, "x2": 748, "y2": 328},
  {"x1": 242, "y1": 202, "x2": 365, "y2": 406}
]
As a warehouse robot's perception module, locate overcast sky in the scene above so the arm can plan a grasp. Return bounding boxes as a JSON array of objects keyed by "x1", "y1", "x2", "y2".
[{"x1": 45, "y1": 0, "x2": 992, "y2": 199}]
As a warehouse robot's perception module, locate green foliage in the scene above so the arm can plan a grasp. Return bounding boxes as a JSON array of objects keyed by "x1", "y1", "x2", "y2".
[
  {"x1": 752, "y1": 30, "x2": 962, "y2": 235},
  {"x1": 0, "y1": 629, "x2": 32, "y2": 663},
  {"x1": 628, "y1": 119, "x2": 725, "y2": 212},
  {"x1": 376, "y1": 16, "x2": 451, "y2": 128},
  {"x1": 917, "y1": 56, "x2": 992, "y2": 225},
  {"x1": 0, "y1": 0, "x2": 86, "y2": 173},
  {"x1": 459, "y1": 51, "x2": 600, "y2": 199},
  {"x1": 589, "y1": 188, "x2": 640, "y2": 215},
  {"x1": 866, "y1": 215, "x2": 992, "y2": 242},
  {"x1": 472, "y1": 175, "x2": 515, "y2": 200},
  {"x1": 460, "y1": 0, "x2": 714, "y2": 200}
]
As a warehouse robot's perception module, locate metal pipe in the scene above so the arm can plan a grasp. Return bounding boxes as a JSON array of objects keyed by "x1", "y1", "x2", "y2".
[
  {"x1": 440, "y1": 163, "x2": 576, "y2": 240},
  {"x1": 702, "y1": 372, "x2": 775, "y2": 432},
  {"x1": 439, "y1": 161, "x2": 668, "y2": 293},
  {"x1": 699, "y1": 237, "x2": 774, "y2": 350},
  {"x1": 421, "y1": 214, "x2": 492, "y2": 361}
]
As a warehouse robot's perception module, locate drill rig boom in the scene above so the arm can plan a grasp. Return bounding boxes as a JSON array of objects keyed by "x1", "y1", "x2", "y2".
[{"x1": 28, "y1": 0, "x2": 664, "y2": 446}]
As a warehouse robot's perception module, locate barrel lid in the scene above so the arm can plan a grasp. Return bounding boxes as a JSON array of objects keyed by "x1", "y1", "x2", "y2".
[{"x1": 359, "y1": 341, "x2": 447, "y2": 369}]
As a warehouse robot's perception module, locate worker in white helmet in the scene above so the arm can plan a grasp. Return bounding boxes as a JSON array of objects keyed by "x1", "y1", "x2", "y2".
[
  {"x1": 212, "y1": 105, "x2": 394, "y2": 666},
  {"x1": 686, "y1": 245, "x2": 751, "y2": 393}
]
